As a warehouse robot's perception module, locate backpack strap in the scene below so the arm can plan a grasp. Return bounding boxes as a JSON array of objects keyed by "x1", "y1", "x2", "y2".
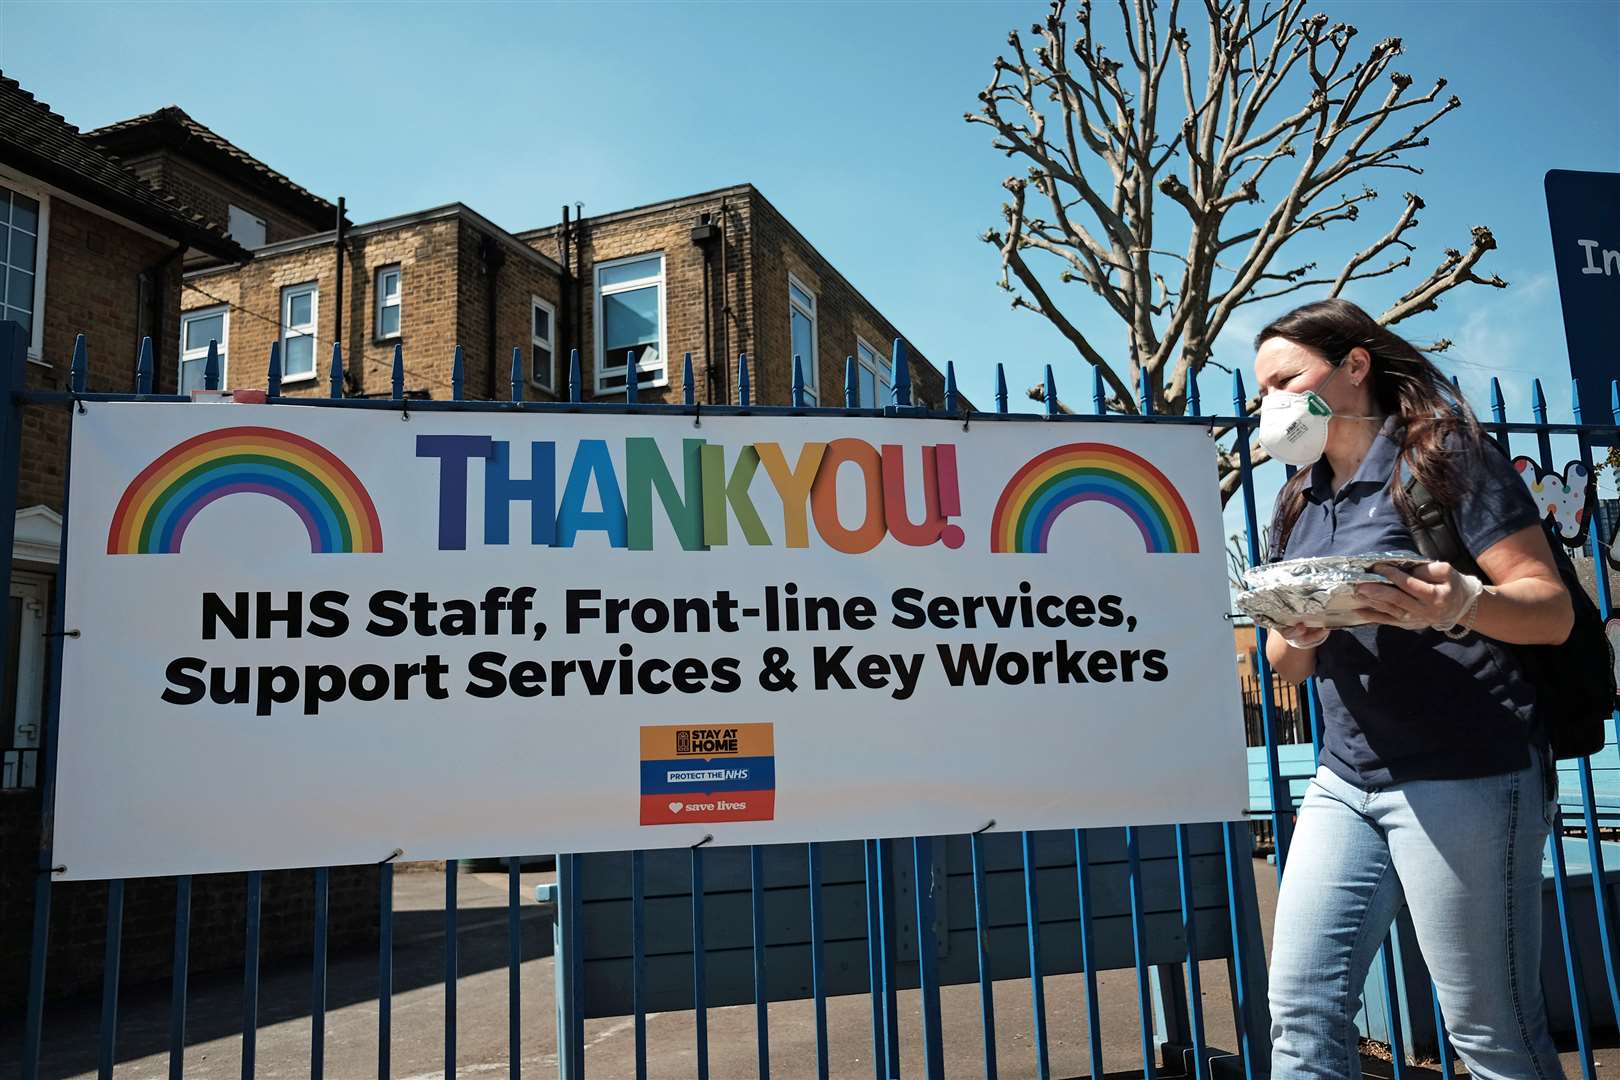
[{"x1": 1399, "y1": 476, "x2": 1464, "y2": 573}]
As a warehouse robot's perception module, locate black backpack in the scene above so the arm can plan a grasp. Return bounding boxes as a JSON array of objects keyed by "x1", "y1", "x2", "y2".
[{"x1": 1404, "y1": 458, "x2": 1617, "y2": 760}]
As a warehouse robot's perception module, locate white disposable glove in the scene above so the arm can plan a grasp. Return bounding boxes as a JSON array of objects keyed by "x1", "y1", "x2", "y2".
[
  {"x1": 1275, "y1": 622, "x2": 1331, "y2": 649},
  {"x1": 1353, "y1": 562, "x2": 1484, "y2": 634}
]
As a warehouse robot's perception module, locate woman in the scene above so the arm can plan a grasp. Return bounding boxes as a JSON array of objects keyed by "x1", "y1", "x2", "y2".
[{"x1": 1253, "y1": 298, "x2": 1573, "y2": 1079}]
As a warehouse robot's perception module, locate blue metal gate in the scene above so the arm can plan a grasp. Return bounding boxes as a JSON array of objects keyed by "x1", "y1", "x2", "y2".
[{"x1": 5, "y1": 318, "x2": 1618, "y2": 1078}]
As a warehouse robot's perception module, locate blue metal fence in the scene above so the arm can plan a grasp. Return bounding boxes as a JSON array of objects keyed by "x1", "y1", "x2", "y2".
[{"x1": 4, "y1": 317, "x2": 1618, "y2": 1078}]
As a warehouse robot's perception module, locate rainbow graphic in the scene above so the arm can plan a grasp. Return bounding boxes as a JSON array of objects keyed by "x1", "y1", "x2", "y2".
[
  {"x1": 107, "y1": 426, "x2": 382, "y2": 555},
  {"x1": 991, "y1": 442, "x2": 1197, "y2": 554}
]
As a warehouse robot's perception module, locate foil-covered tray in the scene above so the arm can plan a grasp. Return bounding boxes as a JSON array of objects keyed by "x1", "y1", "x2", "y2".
[{"x1": 1236, "y1": 552, "x2": 1429, "y2": 630}]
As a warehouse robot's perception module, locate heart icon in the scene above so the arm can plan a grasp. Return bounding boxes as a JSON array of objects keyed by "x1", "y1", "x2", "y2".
[{"x1": 668, "y1": 801, "x2": 683, "y2": 814}]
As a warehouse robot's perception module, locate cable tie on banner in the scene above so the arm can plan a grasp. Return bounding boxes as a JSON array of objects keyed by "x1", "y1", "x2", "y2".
[
  {"x1": 380, "y1": 848, "x2": 403, "y2": 864},
  {"x1": 974, "y1": 819, "x2": 996, "y2": 835},
  {"x1": 400, "y1": 402, "x2": 410, "y2": 422},
  {"x1": 690, "y1": 834, "x2": 714, "y2": 849},
  {"x1": 47, "y1": 628, "x2": 80, "y2": 638},
  {"x1": 961, "y1": 407, "x2": 971, "y2": 432},
  {"x1": 692, "y1": 401, "x2": 701, "y2": 429},
  {"x1": 49, "y1": 865, "x2": 66, "y2": 876},
  {"x1": 74, "y1": 395, "x2": 86, "y2": 415}
]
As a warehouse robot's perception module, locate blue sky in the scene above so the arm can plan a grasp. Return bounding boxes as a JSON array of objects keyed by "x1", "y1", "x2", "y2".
[{"x1": 4, "y1": 0, "x2": 1617, "y2": 529}]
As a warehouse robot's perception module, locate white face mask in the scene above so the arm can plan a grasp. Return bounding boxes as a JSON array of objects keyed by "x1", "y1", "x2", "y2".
[{"x1": 1257, "y1": 363, "x2": 1344, "y2": 467}]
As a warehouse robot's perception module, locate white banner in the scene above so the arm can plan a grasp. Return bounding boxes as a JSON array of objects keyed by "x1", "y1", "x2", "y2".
[{"x1": 55, "y1": 403, "x2": 1245, "y2": 879}]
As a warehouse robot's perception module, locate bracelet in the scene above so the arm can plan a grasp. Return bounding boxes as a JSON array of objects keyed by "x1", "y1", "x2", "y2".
[{"x1": 1443, "y1": 589, "x2": 1482, "y2": 639}]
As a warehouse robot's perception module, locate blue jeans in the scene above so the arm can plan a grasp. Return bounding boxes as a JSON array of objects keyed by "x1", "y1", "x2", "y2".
[{"x1": 1269, "y1": 745, "x2": 1565, "y2": 1079}]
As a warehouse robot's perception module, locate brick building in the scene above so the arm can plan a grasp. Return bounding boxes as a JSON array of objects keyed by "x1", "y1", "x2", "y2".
[
  {"x1": 0, "y1": 80, "x2": 350, "y2": 1015},
  {"x1": 89, "y1": 110, "x2": 965, "y2": 411},
  {"x1": 88, "y1": 106, "x2": 337, "y2": 264},
  {"x1": 1, "y1": 85, "x2": 970, "y2": 1014}
]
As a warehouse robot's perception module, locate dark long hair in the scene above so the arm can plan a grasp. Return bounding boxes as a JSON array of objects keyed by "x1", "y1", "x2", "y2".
[{"x1": 1259, "y1": 298, "x2": 1484, "y2": 559}]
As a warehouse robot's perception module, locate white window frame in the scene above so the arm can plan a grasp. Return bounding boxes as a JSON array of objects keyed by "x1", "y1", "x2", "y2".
[
  {"x1": 531, "y1": 295, "x2": 557, "y2": 392},
  {"x1": 280, "y1": 281, "x2": 318, "y2": 384},
  {"x1": 179, "y1": 305, "x2": 230, "y2": 392},
  {"x1": 788, "y1": 273, "x2": 819, "y2": 404},
  {"x1": 375, "y1": 264, "x2": 402, "y2": 341},
  {"x1": 855, "y1": 335, "x2": 891, "y2": 409},
  {"x1": 0, "y1": 174, "x2": 51, "y2": 364},
  {"x1": 227, "y1": 204, "x2": 267, "y2": 248},
  {"x1": 3, "y1": 569, "x2": 50, "y2": 791},
  {"x1": 593, "y1": 252, "x2": 667, "y2": 396}
]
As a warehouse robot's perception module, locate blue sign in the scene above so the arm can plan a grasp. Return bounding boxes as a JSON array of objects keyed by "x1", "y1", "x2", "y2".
[{"x1": 1545, "y1": 169, "x2": 1619, "y2": 444}]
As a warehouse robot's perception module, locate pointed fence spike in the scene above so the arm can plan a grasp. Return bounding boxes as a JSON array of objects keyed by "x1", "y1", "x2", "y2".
[
  {"x1": 1093, "y1": 367, "x2": 1106, "y2": 415},
  {"x1": 890, "y1": 339, "x2": 911, "y2": 407},
  {"x1": 683, "y1": 353, "x2": 695, "y2": 406},
  {"x1": 844, "y1": 356, "x2": 858, "y2": 409},
  {"x1": 266, "y1": 340, "x2": 281, "y2": 398},
  {"x1": 994, "y1": 363, "x2": 1008, "y2": 414},
  {"x1": 1043, "y1": 365, "x2": 1058, "y2": 418},
  {"x1": 944, "y1": 361, "x2": 959, "y2": 415},
  {"x1": 791, "y1": 354, "x2": 806, "y2": 408},
  {"x1": 136, "y1": 335, "x2": 154, "y2": 395},
  {"x1": 568, "y1": 349, "x2": 581, "y2": 404},
  {"x1": 1531, "y1": 378, "x2": 1548, "y2": 422},
  {"x1": 391, "y1": 342, "x2": 404, "y2": 400},
  {"x1": 1188, "y1": 370, "x2": 1202, "y2": 418},
  {"x1": 452, "y1": 345, "x2": 465, "y2": 402},
  {"x1": 70, "y1": 334, "x2": 87, "y2": 394},
  {"x1": 203, "y1": 339, "x2": 219, "y2": 392},
  {"x1": 625, "y1": 349, "x2": 639, "y2": 403},
  {"x1": 1488, "y1": 377, "x2": 1505, "y2": 423},
  {"x1": 1231, "y1": 368, "x2": 1248, "y2": 413},
  {"x1": 328, "y1": 342, "x2": 343, "y2": 399},
  {"x1": 738, "y1": 353, "x2": 751, "y2": 408},
  {"x1": 510, "y1": 346, "x2": 523, "y2": 403}
]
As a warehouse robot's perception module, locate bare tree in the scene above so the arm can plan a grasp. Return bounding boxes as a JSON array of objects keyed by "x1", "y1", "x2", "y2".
[{"x1": 968, "y1": 0, "x2": 1507, "y2": 501}]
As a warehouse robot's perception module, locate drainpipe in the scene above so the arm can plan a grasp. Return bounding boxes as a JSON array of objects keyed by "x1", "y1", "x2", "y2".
[
  {"x1": 333, "y1": 196, "x2": 346, "y2": 369},
  {"x1": 717, "y1": 198, "x2": 731, "y2": 405},
  {"x1": 574, "y1": 202, "x2": 585, "y2": 389},
  {"x1": 701, "y1": 239, "x2": 714, "y2": 403},
  {"x1": 138, "y1": 241, "x2": 185, "y2": 391},
  {"x1": 481, "y1": 234, "x2": 506, "y2": 399},
  {"x1": 690, "y1": 212, "x2": 720, "y2": 404},
  {"x1": 559, "y1": 204, "x2": 571, "y2": 377}
]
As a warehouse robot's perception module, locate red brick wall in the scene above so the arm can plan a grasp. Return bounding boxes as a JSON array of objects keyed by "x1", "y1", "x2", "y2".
[
  {"x1": 184, "y1": 216, "x2": 564, "y2": 402},
  {"x1": 117, "y1": 150, "x2": 329, "y2": 247},
  {"x1": 19, "y1": 197, "x2": 181, "y2": 514},
  {"x1": 524, "y1": 187, "x2": 963, "y2": 410},
  {"x1": 525, "y1": 191, "x2": 755, "y2": 407},
  {"x1": 748, "y1": 192, "x2": 962, "y2": 410}
]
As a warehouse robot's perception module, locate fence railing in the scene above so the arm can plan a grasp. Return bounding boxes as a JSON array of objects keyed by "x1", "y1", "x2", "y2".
[{"x1": 5, "y1": 319, "x2": 1619, "y2": 1080}]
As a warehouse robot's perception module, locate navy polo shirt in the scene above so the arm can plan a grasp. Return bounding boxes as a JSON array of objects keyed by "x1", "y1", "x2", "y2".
[{"x1": 1275, "y1": 418, "x2": 1543, "y2": 788}]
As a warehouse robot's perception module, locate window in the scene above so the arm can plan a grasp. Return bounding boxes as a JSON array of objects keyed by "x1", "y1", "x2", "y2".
[
  {"x1": 227, "y1": 204, "x2": 267, "y2": 248},
  {"x1": 594, "y1": 253, "x2": 665, "y2": 394},
  {"x1": 280, "y1": 282, "x2": 317, "y2": 381},
  {"x1": 179, "y1": 306, "x2": 229, "y2": 393},
  {"x1": 788, "y1": 274, "x2": 818, "y2": 404},
  {"x1": 3, "y1": 570, "x2": 49, "y2": 791},
  {"x1": 375, "y1": 265, "x2": 402, "y2": 339},
  {"x1": 855, "y1": 336, "x2": 891, "y2": 408},
  {"x1": 0, "y1": 180, "x2": 48, "y2": 359},
  {"x1": 531, "y1": 296, "x2": 557, "y2": 392}
]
